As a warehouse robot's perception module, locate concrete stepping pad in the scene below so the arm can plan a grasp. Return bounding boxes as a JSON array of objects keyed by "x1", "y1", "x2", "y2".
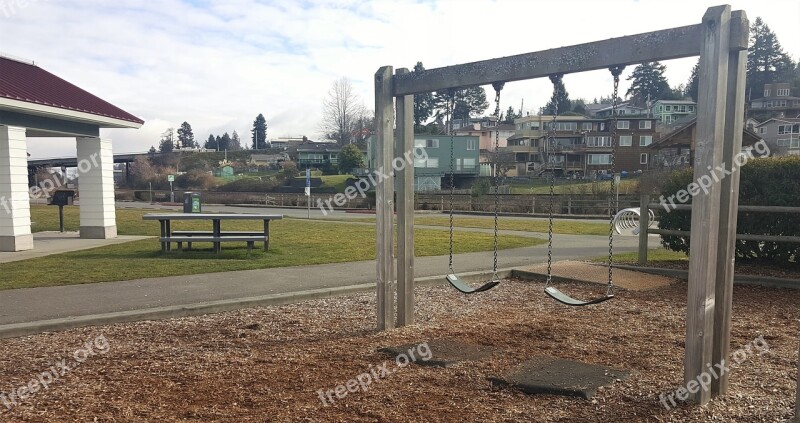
[
  {"x1": 491, "y1": 356, "x2": 630, "y2": 399},
  {"x1": 380, "y1": 339, "x2": 495, "y2": 368}
]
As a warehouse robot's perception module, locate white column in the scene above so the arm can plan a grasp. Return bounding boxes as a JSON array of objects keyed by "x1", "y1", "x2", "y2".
[
  {"x1": 76, "y1": 137, "x2": 117, "y2": 239},
  {"x1": 0, "y1": 126, "x2": 33, "y2": 252}
]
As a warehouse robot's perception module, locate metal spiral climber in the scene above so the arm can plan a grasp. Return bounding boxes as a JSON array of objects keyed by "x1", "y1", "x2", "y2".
[{"x1": 612, "y1": 207, "x2": 655, "y2": 236}]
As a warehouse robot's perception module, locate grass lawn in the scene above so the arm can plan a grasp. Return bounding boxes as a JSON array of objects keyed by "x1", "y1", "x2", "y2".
[
  {"x1": 294, "y1": 174, "x2": 353, "y2": 192},
  {"x1": 316, "y1": 215, "x2": 610, "y2": 236},
  {"x1": 3, "y1": 206, "x2": 542, "y2": 290},
  {"x1": 591, "y1": 248, "x2": 688, "y2": 264}
]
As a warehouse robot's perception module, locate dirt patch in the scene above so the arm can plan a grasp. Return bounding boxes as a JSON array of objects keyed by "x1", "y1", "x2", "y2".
[
  {"x1": 0, "y1": 279, "x2": 798, "y2": 422},
  {"x1": 629, "y1": 259, "x2": 800, "y2": 280}
]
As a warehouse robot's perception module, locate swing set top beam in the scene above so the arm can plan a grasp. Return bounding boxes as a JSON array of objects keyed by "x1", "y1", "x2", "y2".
[{"x1": 391, "y1": 8, "x2": 747, "y2": 97}]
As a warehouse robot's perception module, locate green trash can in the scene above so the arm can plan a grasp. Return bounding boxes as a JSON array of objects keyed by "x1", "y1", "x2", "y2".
[{"x1": 183, "y1": 192, "x2": 201, "y2": 213}]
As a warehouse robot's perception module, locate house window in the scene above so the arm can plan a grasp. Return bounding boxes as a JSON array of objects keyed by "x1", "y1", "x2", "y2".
[
  {"x1": 619, "y1": 136, "x2": 633, "y2": 146},
  {"x1": 619, "y1": 110, "x2": 626, "y2": 115},
  {"x1": 665, "y1": 105, "x2": 672, "y2": 111},
  {"x1": 427, "y1": 139, "x2": 439, "y2": 148},
  {"x1": 688, "y1": 105, "x2": 694, "y2": 112},
  {"x1": 778, "y1": 89, "x2": 790, "y2": 96},
  {"x1": 639, "y1": 120, "x2": 652, "y2": 129},
  {"x1": 680, "y1": 105, "x2": 687, "y2": 112},
  {"x1": 587, "y1": 154, "x2": 612, "y2": 165},
  {"x1": 640, "y1": 135, "x2": 653, "y2": 146},
  {"x1": 463, "y1": 158, "x2": 476, "y2": 169},
  {"x1": 466, "y1": 139, "x2": 477, "y2": 150},
  {"x1": 657, "y1": 106, "x2": 662, "y2": 112},
  {"x1": 764, "y1": 89, "x2": 770, "y2": 97},
  {"x1": 581, "y1": 122, "x2": 593, "y2": 131},
  {"x1": 426, "y1": 158, "x2": 439, "y2": 168},
  {"x1": 586, "y1": 136, "x2": 611, "y2": 147},
  {"x1": 777, "y1": 139, "x2": 790, "y2": 147},
  {"x1": 616, "y1": 120, "x2": 630, "y2": 129},
  {"x1": 640, "y1": 153, "x2": 648, "y2": 164},
  {"x1": 791, "y1": 138, "x2": 800, "y2": 149},
  {"x1": 758, "y1": 127, "x2": 765, "y2": 134}
]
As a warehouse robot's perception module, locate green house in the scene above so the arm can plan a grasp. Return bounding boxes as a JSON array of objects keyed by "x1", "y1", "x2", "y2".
[{"x1": 367, "y1": 135, "x2": 480, "y2": 192}]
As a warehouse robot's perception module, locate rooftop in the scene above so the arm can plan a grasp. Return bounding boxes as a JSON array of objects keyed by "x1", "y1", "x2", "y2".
[{"x1": 0, "y1": 55, "x2": 143, "y2": 127}]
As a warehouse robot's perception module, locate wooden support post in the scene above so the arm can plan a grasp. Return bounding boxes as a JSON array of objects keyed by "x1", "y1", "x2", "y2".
[
  {"x1": 712, "y1": 9, "x2": 748, "y2": 397},
  {"x1": 639, "y1": 194, "x2": 650, "y2": 265},
  {"x1": 395, "y1": 68, "x2": 415, "y2": 327},
  {"x1": 795, "y1": 332, "x2": 800, "y2": 423},
  {"x1": 375, "y1": 66, "x2": 395, "y2": 331},
  {"x1": 685, "y1": 5, "x2": 731, "y2": 405}
]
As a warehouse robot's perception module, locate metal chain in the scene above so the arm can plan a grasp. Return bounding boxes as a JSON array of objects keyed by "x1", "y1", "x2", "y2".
[
  {"x1": 546, "y1": 74, "x2": 562, "y2": 287},
  {"x1": 607, "y1": 66, "x2": 625, "y2": 296},
  {"x1": 491, "y1": 82, "x2": 504, "y2": 280},
  {"x1": 448, "y1": 90, "x2": 456, "y2": 273}
]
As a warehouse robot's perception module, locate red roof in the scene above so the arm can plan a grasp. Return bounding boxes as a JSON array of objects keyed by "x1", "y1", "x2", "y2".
[{"x1": 0, "y1": 56, "x2": 143, "y2": 125}]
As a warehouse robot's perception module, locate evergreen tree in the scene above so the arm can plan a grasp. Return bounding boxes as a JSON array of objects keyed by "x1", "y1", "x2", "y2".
[
  {"x1": 229, "y1": 131, "x2": 242, "y2": 151},
  {"x1": 412, "y1": 62, "x2": 435, "y2": 130},
  {"x1": 571, "y1": 98, "x2": 587, "y2": 115},
  {"x1": 158, "y1": 128, "x2": 174, "y2": 153},
  {"x1": 686, "y1": 60, "x2": 700, "y2": 102},
  {"x1": 432, "y1": 87, "x2": 489, "y2": 125},
  {"x1": 251, "y1": 113, "x2": 268, "y2": 149},
  {"x1": 177, "y1": 121, "x2": 194, "y2": 150},
  {"x1": 204, "y1": 134, "x2": 217, "y2": 151},
  {"x1": 626, "y1": 62, "x2": 673, "y2": 105},
  {"x1": 746, "y1": 17, "x2": 796, "y2": 97},
  {"x1": 337, "y1": 144, "x2": 365, "y2": 174},
  {"x1": 148, "y1": 146, "x2": 157, "y2": 154},
  {"x1": 543, "y1": 79, "x2": 571, "y2": 114},
  {"x1": 219, "y1": 132, "x2": 232, "y2": 151},
  {"x1": 502, "y1": 106, "x2": 521, "y2": 124}
]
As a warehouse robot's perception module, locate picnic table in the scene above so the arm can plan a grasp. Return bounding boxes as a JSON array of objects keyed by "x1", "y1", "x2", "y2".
[{"x1": 142, "y1": 213, "x2": 283, "y2": 254}]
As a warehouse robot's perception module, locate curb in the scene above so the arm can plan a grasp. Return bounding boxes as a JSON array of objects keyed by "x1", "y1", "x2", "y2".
[
  {"x1": 0, "y1": 269, "x2": 513, "y2": 340},
  {"x1": 614, "y1": 265, "x2": 800, "y2": 289}
]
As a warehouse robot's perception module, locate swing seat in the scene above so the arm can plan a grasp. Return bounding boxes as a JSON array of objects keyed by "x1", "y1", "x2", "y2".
[
  {"x1": 545, "y1": 286, "x2": 614, "y2": 306},
  {"x1": 446, "y1": 274, "x2": 500, "y2": 295}
]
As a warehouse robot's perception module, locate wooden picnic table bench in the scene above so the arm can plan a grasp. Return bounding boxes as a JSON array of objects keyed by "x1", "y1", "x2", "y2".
[{"x1": 142, "y1": 213, "x2": 283, "y2": 254}]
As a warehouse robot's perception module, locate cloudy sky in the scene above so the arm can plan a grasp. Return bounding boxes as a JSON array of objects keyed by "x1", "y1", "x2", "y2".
[{"x1": 1, "y1": 0, "x2": 798, "y2": 158}]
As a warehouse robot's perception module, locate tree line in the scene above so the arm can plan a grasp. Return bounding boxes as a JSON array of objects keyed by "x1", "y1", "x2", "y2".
[{"x1": 152, "y1": 113, "x2": 273, "y2": 153}]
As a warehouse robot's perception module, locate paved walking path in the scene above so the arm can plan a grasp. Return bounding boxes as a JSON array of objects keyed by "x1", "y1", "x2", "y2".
[{"x1": 0, "y1": 231, "x2": 655, "y2": 327}]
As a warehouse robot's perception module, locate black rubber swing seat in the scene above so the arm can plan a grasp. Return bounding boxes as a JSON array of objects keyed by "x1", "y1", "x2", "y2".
[
  {"x1": 446, "y1": 274, "x2": 500, "y2": 294},
  {"x1": 544, "y1": 286, "x2": 614, "y2": 306}
]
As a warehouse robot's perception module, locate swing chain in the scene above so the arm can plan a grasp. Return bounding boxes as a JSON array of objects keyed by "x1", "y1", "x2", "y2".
[
  {"x1": 491, "y1": 82, "x2": 504, "y2": 280},
  {"x1": 546, "y1": 74, "x2": 563, "y2": 286},
  {"x1": 607, "y1": 65, "x2": 624, "y2": 295}
]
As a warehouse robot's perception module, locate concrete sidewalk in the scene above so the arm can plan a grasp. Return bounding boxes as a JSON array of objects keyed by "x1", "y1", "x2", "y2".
[
  {"x1": 0, "y1": 232, "x2": 150, "y2": 264},
  {"x1": 0, "y1": 232, "x2": 649, "y2": 329}
]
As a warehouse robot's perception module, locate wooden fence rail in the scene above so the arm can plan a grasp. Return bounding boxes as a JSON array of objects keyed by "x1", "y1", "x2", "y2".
[{"x1": 637, "y1": 194, "x2": 800, "y2": 264}]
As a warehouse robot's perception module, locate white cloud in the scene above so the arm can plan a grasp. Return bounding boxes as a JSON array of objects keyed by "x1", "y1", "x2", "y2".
[{"x1": 1, "y1": 0, "x2": 798, "y2": 158}]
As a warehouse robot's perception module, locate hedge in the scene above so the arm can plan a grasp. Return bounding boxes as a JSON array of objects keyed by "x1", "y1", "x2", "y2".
[{"x1": 657, "y1": 156, "x2": 800, "y2": 265}]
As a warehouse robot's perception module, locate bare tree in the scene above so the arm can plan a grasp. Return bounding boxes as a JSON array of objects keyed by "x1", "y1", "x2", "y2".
[{"x1": 321, "y1": 77, "x2": 365, "y2": 146}]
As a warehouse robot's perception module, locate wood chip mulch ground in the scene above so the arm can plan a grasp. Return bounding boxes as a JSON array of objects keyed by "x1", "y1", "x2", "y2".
[{"x1": 0, "y1": 278, "x2": 798, "y2": 422}]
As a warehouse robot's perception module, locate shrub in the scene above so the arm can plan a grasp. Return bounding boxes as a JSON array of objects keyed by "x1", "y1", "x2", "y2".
[
  {"x1": 176, "y1": 170, "x2": 218, "y2": 190},
  {"x1": 216, "y1": 177, "x2": 279, "y2": 192},
  {"x1": 657, "y1": 156, "x2": 800, "y2": 265}
]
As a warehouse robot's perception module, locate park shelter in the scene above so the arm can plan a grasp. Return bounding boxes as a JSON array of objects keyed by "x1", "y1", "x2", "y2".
[{"x1": 0, "y1": 54, "x2": 143, "y2": 251}]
